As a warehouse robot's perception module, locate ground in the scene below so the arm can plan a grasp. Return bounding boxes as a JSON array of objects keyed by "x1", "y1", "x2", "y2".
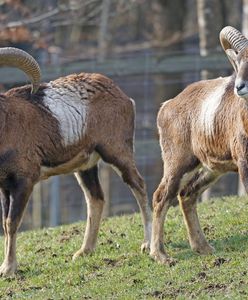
[{"x1": 0, "y1": 196, "x2": 248, "y2": 299}]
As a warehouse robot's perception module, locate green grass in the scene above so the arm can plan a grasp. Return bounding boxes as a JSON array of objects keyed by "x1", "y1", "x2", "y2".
[{"x1": 0, "y1": 196, "x2": 248, "y2": 299}]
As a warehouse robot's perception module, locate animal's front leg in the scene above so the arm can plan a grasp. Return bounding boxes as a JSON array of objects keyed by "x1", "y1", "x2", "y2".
[
  {"x1": 73, "y1": 167, "x2": 104, "y2": 260},
  {"x1": 150, "y1": 176, "x2": 179, "y2": 265},
  {"x1": 178, "y1": 169, "x2": 218, "y2": 254},
  {"x1": 238, "y1": 159, "x2": 248, "y2": 193},
  {"x1": 0, "y1": 178, "x2": 33, "y2": 277}
]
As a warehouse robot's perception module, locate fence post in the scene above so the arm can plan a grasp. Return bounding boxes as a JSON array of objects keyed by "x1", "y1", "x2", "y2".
[
  {"x1": 50, "y1": 176, "x2": 60, "y2": 227},
  {"x1": 100, "y1": 163, "x2": 111, "y2": 218},
  {"x1": 32, "y1": 182, "x2": 42, "y2": 228}
]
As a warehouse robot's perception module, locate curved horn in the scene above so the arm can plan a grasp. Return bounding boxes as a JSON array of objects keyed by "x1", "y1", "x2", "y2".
[
  {"x1": 0, "y1": 47, "x2": 41, "y2": 93},
  {"x1": 220, "y1": 26, "x2": 248, "y2": 53}
]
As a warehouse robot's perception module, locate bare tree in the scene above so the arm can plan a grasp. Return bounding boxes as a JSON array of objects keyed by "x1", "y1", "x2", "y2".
[
  {"x1": 97, "y1": 0, "x2": 110, "y2": 62},
  {"x1": 197, "y1": 0, "x2": 223, "y2": 78}
]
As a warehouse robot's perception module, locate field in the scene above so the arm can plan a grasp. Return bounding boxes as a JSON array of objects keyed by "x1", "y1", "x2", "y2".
[{"x1": 0, "y1": 196, "x2": 248, "y2": 299}]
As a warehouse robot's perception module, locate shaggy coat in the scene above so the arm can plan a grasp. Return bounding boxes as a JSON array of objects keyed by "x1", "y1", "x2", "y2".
[
  {"x1": 0, "y1": 72, "x2": 152, "y2": 276},
  {"x1": 150, "y1": 26, "x2": 248, "y2": 264}
]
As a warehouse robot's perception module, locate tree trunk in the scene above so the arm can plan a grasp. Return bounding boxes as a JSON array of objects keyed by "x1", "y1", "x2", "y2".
[
  {"x1": 98, "y1": 0, "x2": 111, "y2": 62},
  {"x1": 197, "y1": 0, "x2": 222, "y2": 78}
]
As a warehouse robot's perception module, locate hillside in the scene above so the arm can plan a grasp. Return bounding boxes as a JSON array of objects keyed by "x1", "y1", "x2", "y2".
[{"x1": 0, "y1": 196, "x2": 248, "y2": 299}]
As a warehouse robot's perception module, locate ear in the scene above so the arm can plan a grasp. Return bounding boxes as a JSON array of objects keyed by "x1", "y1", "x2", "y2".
[{"x1": 225, "y1": 49, "x2": 239, "y2": 73}]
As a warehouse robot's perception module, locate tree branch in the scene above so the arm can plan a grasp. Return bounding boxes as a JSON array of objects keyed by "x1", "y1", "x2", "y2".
[
  {"x1": 2, "y1": 7, "x2": 61, "y2": 29},
  {"x1": 0, "y1": 0, "x2": 101, "y2": 29}
]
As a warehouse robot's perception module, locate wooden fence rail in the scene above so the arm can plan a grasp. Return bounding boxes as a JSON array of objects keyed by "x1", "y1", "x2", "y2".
[{"x1": 0, "y1": 52, "x2": 231, "y2": 86}]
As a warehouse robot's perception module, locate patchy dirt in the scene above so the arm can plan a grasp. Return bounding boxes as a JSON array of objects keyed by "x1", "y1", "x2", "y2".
[
  {"x1": 213, "y1": 257, "x2": 230, "y2": 267},
  {"x1": 204, "y1": 283, "x2": 227, "y2": 292},
  {"x1": 146, "y1": 286, "x2": 188, "y2": 299},
  {"x1": 58, "y1": 226, "x2": 81, "y2": 243},
  {"x1": 132, "y1": 278, "x2": 142, "y2": 285},
  {"x1": 92, "y1": 265, "x2": 100, "y2": 271},
  {"x1": 35, "y1": 246, "x2": 51, "y2": 253},
  {"x1": 197, "y1": 271, "x2": 207, "y2": 279},
  {"x1": 161, "y1": 257, "x2": 178, "y2": 267},
  {"x1": 147, "y1": 281, "x2": 228, "y2": 299},
  {"x1": 203, "y1": 224, "x2": 215, "y2": 234},
  {"x1": 191, "y1": 271, "x2": 207, "y2": 283},
  {"x1": 146, "y1": 290, "x2": 163, "y2": 298},
  {"x1": 102, "y1": 258, "x2": 118, "y2": 266},
  {"x1": 100, "y1": 238, "x2": 121, "y2": 250}
]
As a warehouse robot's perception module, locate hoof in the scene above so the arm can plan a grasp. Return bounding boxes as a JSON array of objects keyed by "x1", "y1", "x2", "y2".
[
  {"x1": 193, "y1": 243, "x2": 215, "y2": 255},
  {"x1": 0, "y1": 261, "x2": 17, "y2": 277},
  {"x1": 72, "y1": 248, "x2": 93, "y2": 261},
  {"x1": 141, "y1": 241, "x2": 150, "y2": 253},
  {"x1": 150, "y1": 251, "x2": 177, "y2": 266}
]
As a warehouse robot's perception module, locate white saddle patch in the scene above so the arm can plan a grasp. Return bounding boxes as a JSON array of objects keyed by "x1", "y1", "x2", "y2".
[
  {"x1": 200, "y1": 79, "x2": 229, "y2": 135},
  {"x1": 43, "y1": 84, "x2": 87, "y2": 145}
]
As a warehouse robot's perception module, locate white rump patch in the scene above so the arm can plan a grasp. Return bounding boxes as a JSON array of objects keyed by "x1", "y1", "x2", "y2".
[
  {"x1": 200, "y1": 79, "x2": 229, "y2": 135},
  {"x1": 43, "y1": 83, "x2": 87, "y2": 145},
  {"x1": 130, "y1": 97, "x2": 135, "y2": 107}
]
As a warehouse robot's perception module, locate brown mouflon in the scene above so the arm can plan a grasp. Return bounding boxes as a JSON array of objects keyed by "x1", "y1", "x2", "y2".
[
  {"x1": 150, "y1": 26, "x2": 248, "y2": 264},
  {"x1": 0, "y1": 48, "x2": 151, "y2": 276}
]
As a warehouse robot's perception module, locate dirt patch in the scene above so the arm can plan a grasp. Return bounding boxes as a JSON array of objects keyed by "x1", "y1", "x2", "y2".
[
  {"x1": 198, "y1": 271, "x2": 207, "y2": 280},
  {"x1": 147, "y1": 290, "x2": 163, "y2": 298},
  {"x1": 204, "y1": 283, "x2": 227, "y2": 292},
  {"x1": 146, "y1": 287, "x2": 187, "y2": 299},
  {"x1": 35, "y1": 246, "x2": 51, "y2": 253},
  {"x1": 58, "y1": 226, "x2": 81, "y2": 243},
  {"x1": 203, "y1": 224, "x2": 215, "y2": 234},
  {"x1": 191, "y1": 271, "x2": 207, "y2": 283},
  {"x1": 132, "y1": 278, "x2": 142, "y2": 285},
  {"x1": 102, "y1": 258, "x2": 118, "y2": 266},
  {"x1": 213, "y1": 257, "x2": 230, "y2": 267}
]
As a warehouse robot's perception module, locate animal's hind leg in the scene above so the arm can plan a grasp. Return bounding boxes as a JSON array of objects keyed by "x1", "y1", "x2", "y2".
[
  {"x1": 73, "y1": 165, "x2": 104, "y2": 260},
  {"x1": 123, "y1": 164, "x2": 152, "y2": 252},
  {"x1": 0, "y1": 190, "x2": 10, "y2": 257},
  {"x1": 98, "y1": 146, "x2": 152, "y2": 252},
  {"x1": 178, "y1": 168, "x2": 219, "y2": 254},
  {"x1": 114, "y1": 161, "x2": 152, "y2": 252}
]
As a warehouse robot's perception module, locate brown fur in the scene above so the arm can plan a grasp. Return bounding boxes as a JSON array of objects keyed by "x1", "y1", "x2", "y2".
[
  {"x1": 0, "y1": 72, "x2": 152, "y2": 276},
  {"x1": 150, "y1": 50, "x2": 248, "y2": 264}
]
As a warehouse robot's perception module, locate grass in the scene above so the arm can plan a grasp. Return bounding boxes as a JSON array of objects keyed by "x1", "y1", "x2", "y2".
[{"x1": 0, "y1": 196, "x2": 248, "y2": 299}]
